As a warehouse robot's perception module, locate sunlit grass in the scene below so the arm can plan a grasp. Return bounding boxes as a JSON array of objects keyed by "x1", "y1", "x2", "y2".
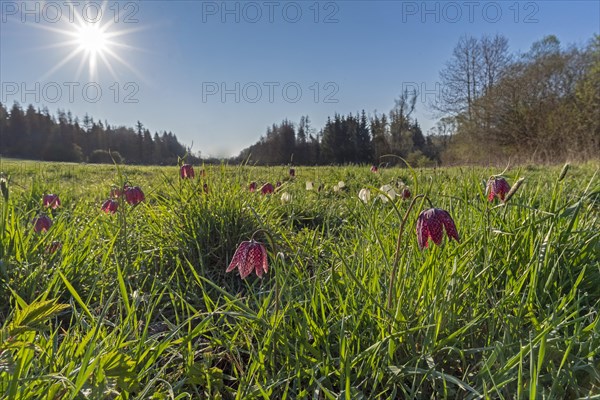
[{"x1": 0, "y1": 159, "x2": 598, "y2": 398}]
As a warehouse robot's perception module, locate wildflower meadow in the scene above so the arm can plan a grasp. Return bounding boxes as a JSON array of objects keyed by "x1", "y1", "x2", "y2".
[{"x1": 0, "y1": 159, "x2": 598, "y2": 399}]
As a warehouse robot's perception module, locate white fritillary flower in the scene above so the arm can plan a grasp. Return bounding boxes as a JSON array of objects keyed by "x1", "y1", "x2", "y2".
[
  {"x1": 378, "y1": 184, "x2": 397, "y2": 203},
  {"x1": 333, "y1": 181, "x2": 346, "y2": 192},
  {"x1": 281, "y1": 192, "x2": 292, "y2": 203},
  {"x1": 358, "y1": 188, "x2": 370, "y2": 203}
]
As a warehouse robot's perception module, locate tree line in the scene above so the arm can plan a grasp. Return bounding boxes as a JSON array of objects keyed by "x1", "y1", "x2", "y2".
[
  {"x1": 234, "y1": 89, "x2": 442, "y2": 166},
  {"x1": 0, "y1": 102, "x2": 197, "y2": 165}
]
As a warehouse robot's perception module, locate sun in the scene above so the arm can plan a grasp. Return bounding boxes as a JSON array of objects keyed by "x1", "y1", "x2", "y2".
[
  {"x1": 34, "y1": 2, "x2": 144, "y2": 82},
  {"x1": 74, "y1": 23, "x2": 110, "y2": 77},
  {"x1": 77, "y1": 24, "x2": 109, "y2": 55}
]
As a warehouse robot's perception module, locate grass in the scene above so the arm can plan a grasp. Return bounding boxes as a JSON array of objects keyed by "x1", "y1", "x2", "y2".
[{"x1": 0, "y1": 158, "x2": 599, "y2": 399}]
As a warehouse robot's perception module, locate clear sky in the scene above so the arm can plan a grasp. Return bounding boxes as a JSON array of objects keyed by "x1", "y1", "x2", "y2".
[{"x1": 1, "y1": 1, "x2": 598, "y2": 157}]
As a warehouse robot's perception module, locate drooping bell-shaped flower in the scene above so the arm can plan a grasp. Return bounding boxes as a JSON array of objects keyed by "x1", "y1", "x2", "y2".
[
  {"x1": 281, "y1": 192, "x2": 292, "y2": 203},
  {"x1": 101, "y1": 199, "x2": 119, "y2": 214},
  {"x1": 226, "y1": 240, "x2": 269, "y2": 279},
  {"x1": 124, "y1": 186, "x2": 145, "y2": 205},
  {"x1": 43, "y1": 194, "x2": 61, "y2": 209},
  {"x1": 370, "y1": 165, "x2": 378, "y2": 173},
  {"x1": 249, "y1": 182, "x2": 257, "y2": 192},
  {"x1": 180, "y1": 164, "x2": 195, "y2": 179},
  {"x1": 486, "y1": 177, "x2": 511, "y2": 202},
  {"x1": 401, "y1": 187, "x2": 411, "y2": 200},
  {"x1": 110, "y1": 186, "x2": 123, "y2": 198},
  {"x1": 378, "y1": 184, "x2": 397, "y2": 202},
  {"x1": 33, "y1": 214, "x2": 52, "y2": 233},
  {"x1": 289, "y1": 168, "x2": 295, "y2": 177},
  {"x1": 261, "y1": 183, "x2": 274, "y2": 195},
  {"x1": 358, "y1": 188, "x2": 370, "y2": 203},
  {"x1": 0, "y1": 174, "x2": 8, "y2": 201},
  {"x1": 416, "y1": 208, "x2": 460, "y2": 249},
  {"x1": 333, "y1": 181, "x2": 346, "y2": 192}
]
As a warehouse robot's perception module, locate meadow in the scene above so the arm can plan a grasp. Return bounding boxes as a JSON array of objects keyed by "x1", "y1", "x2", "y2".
[{"x1": 0, "y1": 159, "x2": 598, "y2": 399}]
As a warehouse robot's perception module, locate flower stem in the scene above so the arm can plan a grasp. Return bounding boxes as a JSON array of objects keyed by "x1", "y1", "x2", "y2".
[
  {"x1": 250, "y1": 228, "x2": 279, "y2": 313},
  {"x1": 386, "y1": 194, "x2": 425, "y2": 313}
]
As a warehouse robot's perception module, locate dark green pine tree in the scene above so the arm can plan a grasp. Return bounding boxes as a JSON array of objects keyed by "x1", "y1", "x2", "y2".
[
  {"x1": 7, "y1": 103, "x2": 27, "y2": 157},
  {"x1": 357, "y1": 110, "x2": 372, "y2": 163}
]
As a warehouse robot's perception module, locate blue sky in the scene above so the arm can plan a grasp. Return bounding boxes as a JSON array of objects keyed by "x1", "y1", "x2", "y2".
[{"x1": 1, "y1": 1, "x2": 598, "y2": 157}]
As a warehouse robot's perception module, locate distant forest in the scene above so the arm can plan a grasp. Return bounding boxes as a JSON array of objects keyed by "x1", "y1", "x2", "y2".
[
  {"x1": 0, "y1": 104, "x2": 198, "y2": 165},
  {"x1": 1, "y1": 34, "x2": 598, "y2": 166}
]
